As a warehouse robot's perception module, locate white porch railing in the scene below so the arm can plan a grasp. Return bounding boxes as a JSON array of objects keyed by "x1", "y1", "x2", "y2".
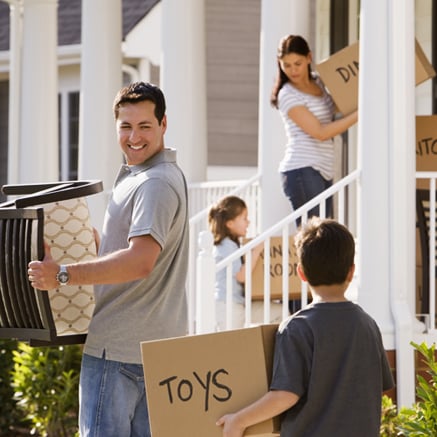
[
  {"x1": 194, "y1": 169, "x2": 360, "y2": 334},
  {"x1": 188, "y1": 176, "x2": 260, "y2": 223},
  {"x1": 190, "y1": 170, "x2": 437, "y2": 337},
  {"x1": 187, "y1": 174, "x2": 261, "y2": 334}
]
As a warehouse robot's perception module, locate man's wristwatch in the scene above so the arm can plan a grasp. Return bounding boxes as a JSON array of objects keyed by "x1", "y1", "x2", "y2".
[{"x1": 56, "y1": 265, "x2": 70, "y2": 286}]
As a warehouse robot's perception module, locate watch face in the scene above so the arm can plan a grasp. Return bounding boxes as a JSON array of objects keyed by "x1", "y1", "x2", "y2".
[{"x1": 57, "y1": 271, "x2": 69, "y2": 284}]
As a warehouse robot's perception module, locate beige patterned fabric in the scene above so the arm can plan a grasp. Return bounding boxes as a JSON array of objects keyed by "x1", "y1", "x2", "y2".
[{"x1": 43, "y1": 197, "x2": 97, "y2": 336}]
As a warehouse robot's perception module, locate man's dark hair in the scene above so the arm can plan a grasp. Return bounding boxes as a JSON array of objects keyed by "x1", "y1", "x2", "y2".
[
  {"x1": 113, "y1": 81, "x2": 166, "y2": 124},
  {"x1": 294, "y1": 217, "x2": 355, "y2": 286}
]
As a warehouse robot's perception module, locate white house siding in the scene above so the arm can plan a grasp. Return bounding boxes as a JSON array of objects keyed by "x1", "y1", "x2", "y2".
[{"x1": 206, "y1": 0, "x2": 261, "y2": 167}]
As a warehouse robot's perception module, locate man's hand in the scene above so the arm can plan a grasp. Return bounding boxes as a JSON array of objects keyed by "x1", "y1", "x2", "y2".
[
  {"x1": 28, "y1": 242, "x2": 60, "y2": 290},
  {"x1": 216, "y1": 413, "x2": 246, "y2": 437}
]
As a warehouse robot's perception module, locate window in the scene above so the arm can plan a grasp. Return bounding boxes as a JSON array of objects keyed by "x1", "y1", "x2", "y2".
[
  {"x1": 59, "y1": 91, "x2": 79, "y2": 180},
  {"x1": 330, "y1": 0, "x2": 350, "y2": 179},
  {"x1": 330, "y1": 0, "x2": 349, "y2": 54},
  {"x1": 0, "y1": 81, "x2": 8, "y2": 202}
]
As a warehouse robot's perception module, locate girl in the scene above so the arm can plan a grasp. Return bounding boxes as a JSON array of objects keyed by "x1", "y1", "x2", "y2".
[
  {"x1": 208, "y1": 195, "x2": 283, "y2": 330},
  {"x1": 271, "y1": 35, "x2": 358, "y2": 223}
]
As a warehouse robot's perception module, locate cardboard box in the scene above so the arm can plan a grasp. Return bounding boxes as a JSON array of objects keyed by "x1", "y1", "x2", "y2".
[
  {"x1": 416, "y1": 115, "x2": 437, "y2": 189},
  {"x1": 141, "y1": 325, "x2": 281, "y2": 437},
  {"x1": 316, "y1": 41, "x2": 359, "y2": 115},
  {"x1": 316, "y1": 39, "x2": 436, "y2": 115},
  {"x1": 249, "y1": 236, "x2": 302, "y2": 301}
]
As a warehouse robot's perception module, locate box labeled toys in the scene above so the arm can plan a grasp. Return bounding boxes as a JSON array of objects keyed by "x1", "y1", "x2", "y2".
[{"x1": 141, "y1": 325, "x2": 280, "y2": 437}]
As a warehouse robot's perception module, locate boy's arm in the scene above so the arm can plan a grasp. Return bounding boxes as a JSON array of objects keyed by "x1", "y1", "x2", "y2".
[{"x1": 216, "y1": 389, "x2": 299, "y2": 437}]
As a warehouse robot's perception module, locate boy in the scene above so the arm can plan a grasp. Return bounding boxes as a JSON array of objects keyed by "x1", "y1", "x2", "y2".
[{"x1": 217, "y1": 217, "x2": 394, "y2": 437}]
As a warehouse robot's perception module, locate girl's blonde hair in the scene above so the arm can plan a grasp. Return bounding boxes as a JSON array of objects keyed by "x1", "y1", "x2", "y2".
[{"x1": 208, "y1": 196, "x2": 247, "y2": 245}]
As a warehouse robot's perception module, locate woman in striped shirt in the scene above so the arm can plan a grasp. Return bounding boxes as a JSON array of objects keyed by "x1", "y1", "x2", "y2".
[{"x1": 271, "y1": 35, "x2": 358, "y2": 224}]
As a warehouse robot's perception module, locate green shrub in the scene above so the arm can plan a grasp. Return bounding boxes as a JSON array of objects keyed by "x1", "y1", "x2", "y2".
[
  {"x1": 395, "y1": 341, "x2": 437, "y2": 436},
  {"x1": 0, "y1": 339, "x2": 31, "y2": 436},
  {"x1": 381, "y1": 341, "x2": 437, "y2": 436},
  {"x1": 12, "y1": 343, "x2": 82, "y2": 437},
  {"x1": 380, "y1": 394, "x2": 402, "y2": 437}
]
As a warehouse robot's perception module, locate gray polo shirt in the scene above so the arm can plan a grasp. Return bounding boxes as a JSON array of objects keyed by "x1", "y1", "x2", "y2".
[{"x1": 84, "y1": 148, "x2": 189, "y2": 363}]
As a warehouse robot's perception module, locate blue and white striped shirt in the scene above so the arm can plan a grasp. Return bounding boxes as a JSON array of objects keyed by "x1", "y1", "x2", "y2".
[{"x1": 278, "y1": 78, "x2": 336, "y2": 180}]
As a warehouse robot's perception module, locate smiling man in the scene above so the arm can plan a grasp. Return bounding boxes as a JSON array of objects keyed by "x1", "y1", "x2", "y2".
[{"x1": 28, "y1": 82, "x2": 189, "y2": 437}]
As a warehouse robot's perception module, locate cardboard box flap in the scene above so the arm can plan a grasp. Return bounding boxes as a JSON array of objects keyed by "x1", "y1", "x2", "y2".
[
  {"x1": 415, "y1": 39, "x2": 436, "y2": 86},
  {"x1": 141, "y1": 325, "x2": 280, "y2": 437}
]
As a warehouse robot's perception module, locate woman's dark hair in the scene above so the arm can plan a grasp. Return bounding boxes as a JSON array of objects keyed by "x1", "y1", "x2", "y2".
[
  {"x1": 208, "y1": 196, "x2": 247, "y2": 245},
  {"x1": 270, "y1": 35, "x2": 312, "y2": 108},
  {"x1": 113, "y1": 81, "x2": 166, "y2": 124}
]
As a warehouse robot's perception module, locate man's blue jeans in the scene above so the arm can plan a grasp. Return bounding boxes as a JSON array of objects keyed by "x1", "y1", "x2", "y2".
[
  {"x1": 281, "y1": 166, "x2": 333, "y2": 225},
  {"x1": 79, "y1": 353, "x2": 150, "y2": 437}
]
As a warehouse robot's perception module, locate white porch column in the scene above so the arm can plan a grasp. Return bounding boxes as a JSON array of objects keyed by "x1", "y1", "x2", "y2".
[
  {"x1": 358, "y1": 0, "x2": 415, "y2": 406},
  {"x1": 19, "y1": 0, "x2": 58, "y2": 183},
  {"x1": 258, "y1": 0, "x2": 311, "y2": 230},
  {"x1": 388, "y1": 0, "x2": 416, "y2": 409},
  {"x1": 6, "y1": 0, "x2": 22, "y2": 185},
  {"x1": 160, "y1": 0, "x2": 207, "y2": 183},
  {"x1": 78, "y1": 0, "x2": 123, "y2": 229}
]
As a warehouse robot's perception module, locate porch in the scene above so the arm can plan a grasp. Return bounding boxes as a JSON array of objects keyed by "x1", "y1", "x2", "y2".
[{"x1": 187, "y1": 169, "x2": 437, "y2": 407}]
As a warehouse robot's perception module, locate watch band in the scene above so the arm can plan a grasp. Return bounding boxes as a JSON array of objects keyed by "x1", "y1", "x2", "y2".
[{"x1": 56, "y1": 264, "x2": 70, "y2": 286}]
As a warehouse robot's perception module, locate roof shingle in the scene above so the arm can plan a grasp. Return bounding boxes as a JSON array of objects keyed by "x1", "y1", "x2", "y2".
[{"x1": 0, "y1": 0, "x2": 160, "y2": 51}]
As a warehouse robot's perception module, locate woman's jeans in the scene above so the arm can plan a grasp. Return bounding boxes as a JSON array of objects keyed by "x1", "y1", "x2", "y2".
[
  {"x1": 79, "y1": 353, "x2": 150, "y2": 437},
  {"x1": 281, "y1": 166, "x2": 333, "y2": 226}
]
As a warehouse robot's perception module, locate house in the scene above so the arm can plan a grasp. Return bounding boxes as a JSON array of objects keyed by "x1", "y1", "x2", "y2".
[{"x1": 0, "y1": 0, "x2": 436, "y2": 410}]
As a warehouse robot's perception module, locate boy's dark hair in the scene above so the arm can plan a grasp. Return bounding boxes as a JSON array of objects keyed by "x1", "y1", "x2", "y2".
[
  {"x1": 294, "y1": 217, "x2": 355, "y2": 286},
  {"x1": 113, "y1": 81, "x2": 166, "y2": 124},
  {"x1": 208, "y1": 196, "x2": 247, "y2": 245}
]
